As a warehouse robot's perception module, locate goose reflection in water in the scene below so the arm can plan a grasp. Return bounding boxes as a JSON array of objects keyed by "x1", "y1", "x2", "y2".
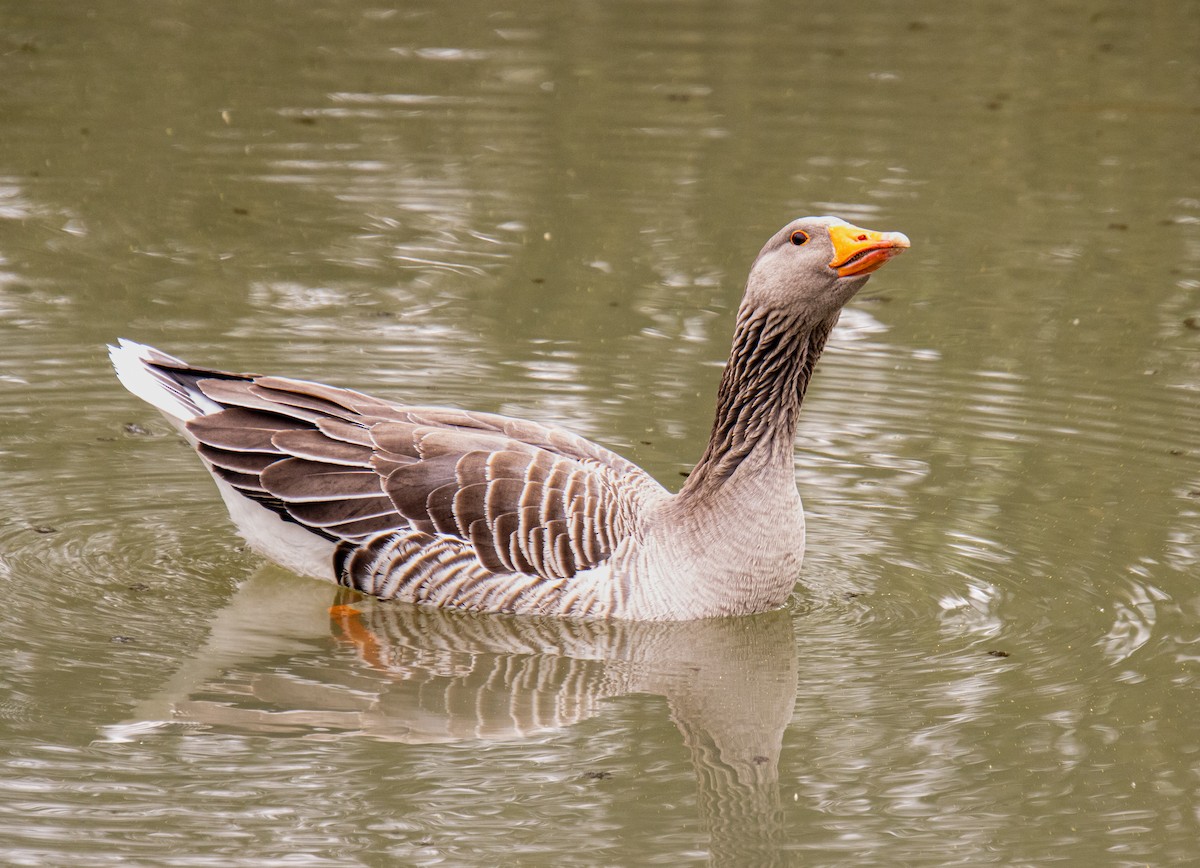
[{"x1": 107, "y1": 569, "x2": 799, "y2": 860}]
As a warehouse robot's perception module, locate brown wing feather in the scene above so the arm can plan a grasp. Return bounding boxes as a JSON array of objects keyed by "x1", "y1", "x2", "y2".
[
  {"x1": 287, "y1": 496, "x2": 397, "y2": 527},
  {"x1": 196, "y1": 444, "x2": 278, "y2": 476},
  {"x1": 260, "y1": 458, "x2": 385, "y2": 502},
  {"x1": 383, "y1": 454, "x2": 462, "y2": 521},
  {"x1": 316, "y1": 417, "x2": 375, "y2": 447},
  {"x1": 271, "y1": 429, "x2": 374, "y2": 467},
  {"x1": 197, "y1": 379, "x2": 327, "y2": 424},
  {"x1": 368, "y1": 422, "x2": 424, "y2": 459},
  {"x1": 254, "y1": 376, "x2": 401, "y2": 418},
  {"x1": 189, "y1": 407, "x2": 307, "y2": 452}
]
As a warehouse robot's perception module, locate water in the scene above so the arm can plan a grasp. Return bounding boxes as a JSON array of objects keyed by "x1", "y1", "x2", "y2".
[{"x1": 2, "y1": 0, "x2": 1199, "y2": 864}]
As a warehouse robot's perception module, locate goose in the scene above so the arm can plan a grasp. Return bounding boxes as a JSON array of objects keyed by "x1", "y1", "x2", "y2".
[{"x1": 110, "y1": 217, "x2": 909, "y2": 621}]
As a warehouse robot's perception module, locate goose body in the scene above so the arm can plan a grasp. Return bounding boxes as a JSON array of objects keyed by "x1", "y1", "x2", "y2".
[{"x1": 110, "y1": 217, "x2": 908, "y2": 621}]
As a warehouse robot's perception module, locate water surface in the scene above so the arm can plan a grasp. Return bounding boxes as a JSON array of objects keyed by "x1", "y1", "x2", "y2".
[{"x1": 2, "y1": 1, "x2": 1199, "y2": 864}]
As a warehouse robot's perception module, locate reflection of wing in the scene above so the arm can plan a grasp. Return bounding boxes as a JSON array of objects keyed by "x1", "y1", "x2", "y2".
[
  {"x1": 324, "y1": 604, "x2": 625, "y2": 741},
  {"x1": 104, "y1": 568, "x2": 797, "y2": 846}
]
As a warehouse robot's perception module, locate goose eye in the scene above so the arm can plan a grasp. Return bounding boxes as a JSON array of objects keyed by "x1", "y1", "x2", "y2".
[{"x1": 789, "y1": 230, "x2": 809, "y2": 246}]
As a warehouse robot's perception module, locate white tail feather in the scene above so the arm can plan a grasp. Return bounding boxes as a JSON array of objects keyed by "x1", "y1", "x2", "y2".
[
  {"x1": 109, "y1": 339, "x2": 339, "y2": 578},
  {"x1": 108, "y1": 339, "x2": 223, "y2": 422}
]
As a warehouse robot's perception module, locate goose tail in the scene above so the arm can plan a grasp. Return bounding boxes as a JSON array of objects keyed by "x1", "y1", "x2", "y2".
[{"x1": 108, "y1": 338, "x2": 225, "y2": 423}]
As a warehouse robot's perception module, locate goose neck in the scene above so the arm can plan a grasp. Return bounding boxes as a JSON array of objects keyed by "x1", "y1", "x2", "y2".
[{"x1": 678, "y1": 305, "x2": 836, "y2": 502}]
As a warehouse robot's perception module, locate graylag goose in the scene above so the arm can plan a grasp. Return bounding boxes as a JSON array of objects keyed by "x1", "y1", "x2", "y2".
[{"x1": 110, "y1": 217, "x2": 909, "y2": 621}]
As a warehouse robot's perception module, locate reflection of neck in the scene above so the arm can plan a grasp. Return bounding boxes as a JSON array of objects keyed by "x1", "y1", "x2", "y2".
[
  {"x1": 677, "y1": 717, "x2": 786, "y2": 865},
  {"x1": 680, "y1": 304, "x2": 835, "y2": 499},
  {"x1": 662, "y1": 613, "x2": 795, "y2": 865}
]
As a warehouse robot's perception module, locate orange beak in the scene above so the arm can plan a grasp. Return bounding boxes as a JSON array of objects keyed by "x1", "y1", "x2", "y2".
[{"x1": 828, "y1": 223, "x2": 911, "y2": 277}]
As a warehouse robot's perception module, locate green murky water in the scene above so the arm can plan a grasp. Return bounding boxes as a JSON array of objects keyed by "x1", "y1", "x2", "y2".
[{"x1": 2, "y1": 1, "x2": 1199, "y2": 864}]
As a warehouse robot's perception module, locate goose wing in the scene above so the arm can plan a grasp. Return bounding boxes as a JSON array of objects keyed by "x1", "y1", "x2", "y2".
[{"x1": 177, "y1": 367, "x2": 665, "y2": 598}]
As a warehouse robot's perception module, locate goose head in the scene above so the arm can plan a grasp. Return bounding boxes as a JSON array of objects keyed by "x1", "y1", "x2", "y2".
[{"x1": 743, "y1": 216, "x2": 910, "y2": 321}]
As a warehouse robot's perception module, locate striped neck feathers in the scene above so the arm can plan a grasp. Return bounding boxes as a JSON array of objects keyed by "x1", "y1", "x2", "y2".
[{"x1": 680, "y1": 304, "x2": 836, "y2": 498}]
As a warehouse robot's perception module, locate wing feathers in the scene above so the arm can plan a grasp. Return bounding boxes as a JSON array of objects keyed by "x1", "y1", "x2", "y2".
[
  {"x1": 506, "y1": 523, "x2": 537, "y2": 575},
  {"x1": 468, "y1": 518, "x2": 508, "y2": 573},
  {"x1": 189, "y1": 407, "x2": 308, "y2": 452},
  {"x1": 425, "y1": 482, "x2": 462, "y2": 536},
  {"x1": 484, "y1": 478, "x2": 527, "y2": 524},
  {"x1": 369, "y1": 422, "x2": 423, "y2": 459},
  {"x1": 220, "y1": 469, "x2": 269, "y2": 493},
  {"x1": 197, "y1": 444, "x2": 278, "y2": 475},
  {"x1": 134, "y1": 349, "x2": 664, "y2": 606},
  {"x1": 197, "y1": 379, "x2": 327, "y2": 424},
  {"x1": 326, "y1": 514, "x2": 411, "y2": 540},
  {"x1": 254, "y1": 376, "x2": 398, "y2": 417},
  {"x1": 384, "y1": 454, "x2": 461, "y2": 521},
  {"x1": 287, "y1": 495, "x2": 397, "y2": 527},
  {"x1": 261, "y1": 458, "x2": 385, "y2": 502},
  {"x1": 316, "y1": 417, "x2": 375, "y2": 447},
  {"x1": 418, "y1": 427, "x2": 527, "y2": 459},
  {"x1": 452, "y1": 483, "x2": 489, "y2": 537},
  {"x1": 271, "y1": 428, "x2": 374, "y2": 467}
]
